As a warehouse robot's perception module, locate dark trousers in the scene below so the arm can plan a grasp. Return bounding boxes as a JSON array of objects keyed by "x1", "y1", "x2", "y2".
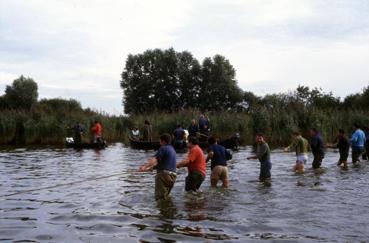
[
  {"x1": 312, "y1": 154, "x2": 324, "y2": 169},
  {"x1": 260, "y1": 161, "x2": 272, "y2": 181},
  {"x1": 352, "y1": 147, "x2": 364, "y2": 164},
  {"x1": 185, "y1": 171, "x2": 205, "y2": 192}
]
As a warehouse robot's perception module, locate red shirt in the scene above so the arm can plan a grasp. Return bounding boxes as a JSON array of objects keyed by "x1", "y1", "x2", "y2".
[
  {"x1": 91, "y1": 123, "x2": 102, "y2": 136},
  {"x1": 187, "y1": 145, "x2": 206, "y2": 177}
]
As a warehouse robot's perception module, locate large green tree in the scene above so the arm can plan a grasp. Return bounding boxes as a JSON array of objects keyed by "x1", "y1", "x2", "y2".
[
  {"x1": 3, "y1": 75, "x2": 38, "y2": 110},
  {"x1": 120, "y1": 49, "x2": 243, "y2": 114},
  {"x1": 198, "y1": 55, "x2": 243, "y2": 111}
]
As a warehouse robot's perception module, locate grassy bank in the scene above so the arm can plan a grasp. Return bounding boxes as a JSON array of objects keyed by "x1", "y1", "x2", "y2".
[{"x1": 1, "y1": 107, "x2": 369, "y2": 146}]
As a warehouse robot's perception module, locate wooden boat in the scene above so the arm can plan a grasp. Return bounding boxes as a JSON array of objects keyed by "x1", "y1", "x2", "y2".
[
  {"x1": 65, "y1": 137, "x2": 107, "y2": 149},
  {"x1": 128, "y1": 137, "x2": 160, "y2": 150},
  {"x1": 128, "y1": 133, "x2": 239, "y2": 151}
]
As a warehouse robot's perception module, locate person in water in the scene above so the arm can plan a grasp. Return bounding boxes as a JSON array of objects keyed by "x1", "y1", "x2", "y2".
[
  {"x1": 309, "y1": 128, "x2": 325, "y2": 169},
  {"x1": 138, "y1": 133, "x2": 177, "y2": 200},
  {"x1": 284, "y1": 131, "x2": 310, "y2": 173},
  {"x1": 177, "y1": 137, "x2": 206, "y2": 192},
  {"x1": 363, "y1": 126, "x2": 369, "y2": 160},
  {"x1": 247, "y1": 134, "x2": 272, "y2": 181},
  {"x1": 327, "y1": 129, "x2": 349, "y2": 169},
  {"x1": 91, "y1": 120, "x2": 102, "y2": 143},
  {"x1": 350, "y1": 123, "x2": 366, "y2": 165},
  {"x1": 206, "y1": 136, "x2": 232, "y2": 188}
]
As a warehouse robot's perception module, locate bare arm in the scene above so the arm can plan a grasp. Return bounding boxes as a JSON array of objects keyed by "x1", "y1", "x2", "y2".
[
  {"x1": 138, "y1": 157, "x2": 158, "y2": 172},
  {"x1": 206, "y1": 151, "x2": 214, "y2": 162},
  {"x1": 177, "y1": 158, "x2": 190, "y2": 168}
]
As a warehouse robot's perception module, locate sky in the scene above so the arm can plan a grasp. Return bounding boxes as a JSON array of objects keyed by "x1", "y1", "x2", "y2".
[{"x1": 1, "y1": 0, "x2": 369, "y2": 114}]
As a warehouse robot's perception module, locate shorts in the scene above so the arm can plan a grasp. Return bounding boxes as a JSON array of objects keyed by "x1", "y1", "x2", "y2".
[
  {"x1": 211, "y1": 165, "x2": 229, "y2": 181},
  {"x1": 155, "y1": 170, "x2": 177, "y2": 200},
  {"x1": 260, "y1": 160, "x2": 272, "y2": 180},
  {"x1": 185, "y1": 171, "x2": 205, "y2": 192},
  {"x1": 296, "y1": 154, "x2": 308, "y2": 164}
]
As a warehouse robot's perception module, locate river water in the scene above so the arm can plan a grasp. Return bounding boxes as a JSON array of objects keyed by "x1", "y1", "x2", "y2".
[{"x1": 1, "y1": 143, "x2": 369, "y2": 242}]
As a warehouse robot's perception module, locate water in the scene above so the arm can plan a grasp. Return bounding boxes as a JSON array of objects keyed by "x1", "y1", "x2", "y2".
[{"x1": 1, "y1": 144, "x2": 369, "y2": 242}]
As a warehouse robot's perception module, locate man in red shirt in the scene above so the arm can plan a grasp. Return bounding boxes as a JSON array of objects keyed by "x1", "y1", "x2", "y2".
[
  {"x1": 177, "y1": 137, "x2": 206, "y2": 191},
  {"x1": 91, "y1": 120, "x2": 102, "y2": 143}
]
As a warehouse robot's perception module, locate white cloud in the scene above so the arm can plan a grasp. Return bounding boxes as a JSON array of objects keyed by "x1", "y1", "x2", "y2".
[{"x1": 1, "y1": 0, "x2": 369, "y2": 114}]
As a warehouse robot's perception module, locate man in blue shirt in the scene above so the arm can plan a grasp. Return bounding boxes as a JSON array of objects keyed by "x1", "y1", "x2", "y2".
[
  {"x1": 309, "y1": 128, "x2": 325, "y2": 169},
  {"x1": 206, "y1": 136, "x2": 232, "y2": 188},
  {"x1": 350, "y1": 124, "x2": 366, "y2": 164},
  {"x1": 139, "y1": 133, "x2": 177, "y2": 200}
]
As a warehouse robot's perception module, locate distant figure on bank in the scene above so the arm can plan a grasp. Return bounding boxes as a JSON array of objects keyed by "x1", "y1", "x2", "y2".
[
  {"x1": 138, "y1": 133, "x2": 177, "y2": 200},
  {"x1": 73, "y1": 122, "x2": 84, "y2": 144},
  {"x1": 177, "y1": 137, "x2": 206, "y2": 192},
  {"x1": 309, "y1": 128, "x2": 325, "y2": 169},
  {"x1": 91, "y1": 120, "x2": 102, "y2": 143},
  {"x1": 247, "y1": 134, "x2": 272, "y2": 182},
  {"x1": 206, "y1": 136, "x2": 232, "y2": 188},
  {"x1": 143, "y1": 120, "x2": 152, "y2": 142},
  {"x1": 130, "y1": 127, "x2": 140, "y2": 140},
  {"x1": 284, "y1": 131, "x2": 310, "y2": 173},
  {"x1": 350, "y1": 123, "x2": 366, "y2": 165},
  {"x1": 188, "y1": 119, "x2": 199, "y2": 138},
  {"x1": 327, "y1": 129, "x2": 349, "y2": 169},
  {"x1": 173, "y1": 124, "x2": 185, "y2": 148}
]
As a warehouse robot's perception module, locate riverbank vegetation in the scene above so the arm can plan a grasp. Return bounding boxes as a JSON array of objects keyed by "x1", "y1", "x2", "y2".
[{"x1": 1, "y1": 48, "x2": 369, "y2": 146}]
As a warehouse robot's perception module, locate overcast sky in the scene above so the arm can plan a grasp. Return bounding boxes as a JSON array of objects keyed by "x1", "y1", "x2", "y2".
[{"x1": 1, "y1": 0, "x2": 369, "y2": 114}]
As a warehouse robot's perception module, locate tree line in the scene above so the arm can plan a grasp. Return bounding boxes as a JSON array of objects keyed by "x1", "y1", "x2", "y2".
[{"x1": 120, "y1": 48, "x2": 369, "y2": 114}]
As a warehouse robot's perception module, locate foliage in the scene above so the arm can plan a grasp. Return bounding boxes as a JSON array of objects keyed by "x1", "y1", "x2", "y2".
[
  {"x1": 121, "y1": 48, "x2": 243, "y2": 114},
  {"x1": 2, "y1": 75, "x2": 38, "y2": 111}
]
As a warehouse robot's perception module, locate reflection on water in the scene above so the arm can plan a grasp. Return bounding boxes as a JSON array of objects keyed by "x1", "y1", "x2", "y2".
[{"x1": 1, "y1": 144, "x2": 369, "y2": 242}]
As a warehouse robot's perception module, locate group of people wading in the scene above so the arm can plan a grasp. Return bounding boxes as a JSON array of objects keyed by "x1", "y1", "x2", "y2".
[
  {"x1": 139, "y1": 134, "x2": 231, "y2": 201},
  {"x1": 138, "y1": 121, "x2": 369, "y2": 201}
]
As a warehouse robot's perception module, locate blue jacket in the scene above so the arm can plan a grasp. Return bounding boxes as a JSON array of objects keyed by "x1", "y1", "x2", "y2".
[{"x1": 350, "y1": 129, "x2": 366, "y2": 148}]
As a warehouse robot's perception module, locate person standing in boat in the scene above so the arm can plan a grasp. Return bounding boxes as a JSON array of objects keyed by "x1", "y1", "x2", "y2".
[
  {"x1": 309, "y1": 128, "x2": 325, "y2": 169},
  {"x1": 73, "y1": 122, "x2": 84, "y2": 144},
  {"x1": 173, "y1": 124, "x2": 185, "y2": 148},
  {"x1": 327, "y1": 129, "x2": 349, "y2": 169},
  {"x1": 177, "y1": 137, "x2": 206, "y2": 192},
  {"x1": 188, "y1": 119, "x2": 199, "y2": 138},
  {"x1": 91, "y1": 120, "x2": 102, "y2": 143},
  {"x1": 247, "y1": 134, "x2": 272, "y2": 182},
  {"x1": 206, "y1": 136, "x2": 232, "y2": 188},
  {"x1": 350, "y1": 123, "x2": 366, "y2": 165},
  {"x1": 138, "y1": 133, "x2": 177, "y2": 201},
  {"x1": 198, "y1": 115, "x2": 210, "y2": 140},
  {"x1": 143, "y1": 120, "x2": 152, "y2": 142},
  {"x1": 284, "y1": 131, "x2": 310, "y2": 173}
]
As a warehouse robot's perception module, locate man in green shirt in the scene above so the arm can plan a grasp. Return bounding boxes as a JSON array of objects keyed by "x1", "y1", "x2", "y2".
[
  {"x1": 284, "y1": 131, "x2": 310, "y2": 173},
  {"x1": 247, "y1": 134, "x2": 272, "y2": 181}
]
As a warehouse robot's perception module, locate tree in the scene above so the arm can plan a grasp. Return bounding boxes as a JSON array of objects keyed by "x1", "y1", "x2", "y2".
[
  {"x1": 198, "y1": 55, "x2": 243, "y2": 111},
  {"x1": 4, "y1": 75, "x2": 38, "y2": 111}
]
